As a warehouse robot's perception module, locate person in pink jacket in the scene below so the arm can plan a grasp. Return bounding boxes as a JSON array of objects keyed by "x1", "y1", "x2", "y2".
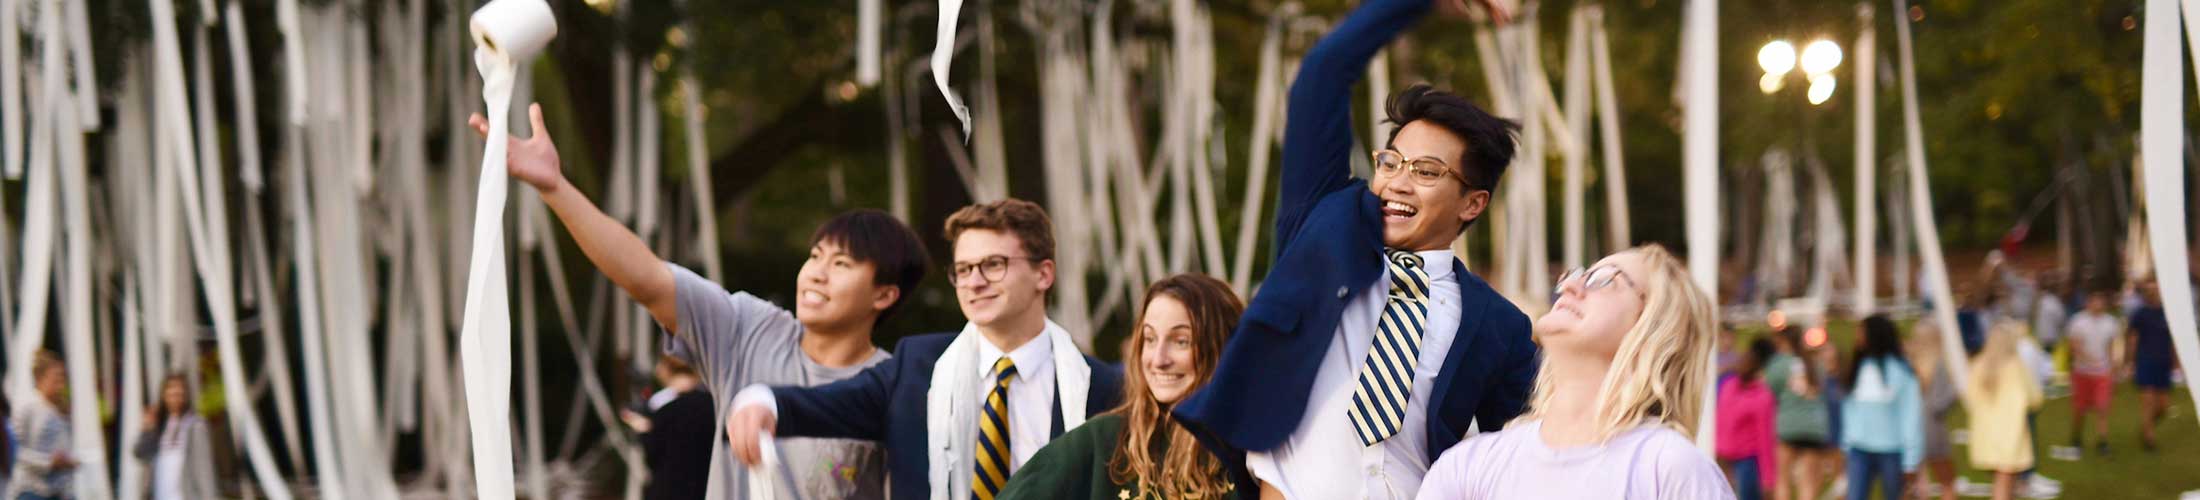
[{"x1": 1717, "y1": 338, "x2": 1779, "y2": 500}]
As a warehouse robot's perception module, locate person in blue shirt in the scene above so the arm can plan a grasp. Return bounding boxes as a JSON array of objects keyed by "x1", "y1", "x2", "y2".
[
  {"x1": 2125, "y1": 279, "x2": 2180, "y2": 453},
  {"x1": 1839, "y1": 315, "x2": 1923, "y2": 500}
]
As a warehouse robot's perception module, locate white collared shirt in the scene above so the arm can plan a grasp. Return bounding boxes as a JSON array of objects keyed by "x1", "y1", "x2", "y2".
[
  {"x1": 974, "y1": 329, "x2": 1057, "y2": 470},
  {"x1": 1249, "y1": 248, "x2": 1464, "y2": 500}
]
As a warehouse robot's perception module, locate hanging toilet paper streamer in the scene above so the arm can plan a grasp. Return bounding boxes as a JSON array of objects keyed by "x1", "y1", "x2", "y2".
[
  {"x1": 931, "y1": 0, "x2": 971, "y2": 140},
  {"x1": 462, "y1": 1, "x2": 555, "y2": 499}
]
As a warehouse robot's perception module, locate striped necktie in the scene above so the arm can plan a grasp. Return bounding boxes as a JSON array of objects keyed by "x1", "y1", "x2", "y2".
[
  {"x1": 1347, "y1": 249, "x2": 1432, "y2": 447},
  {"x1": 973, "y1": 356, "x2": 1018, "y2": 500}
]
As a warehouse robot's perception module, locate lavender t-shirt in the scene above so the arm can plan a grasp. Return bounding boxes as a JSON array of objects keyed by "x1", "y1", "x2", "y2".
[{"x1": 1415, "y1": 420, "x2": 1736, "y2": 500}]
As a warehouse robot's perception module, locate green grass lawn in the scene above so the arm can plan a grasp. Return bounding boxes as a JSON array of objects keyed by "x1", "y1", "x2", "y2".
[
  {"x1": 1734, "y1": 319, "x2": 2199, "y2": 498},
  {"x1": 1955, "y1": 385, "x2": 2198, "y2": 498}
]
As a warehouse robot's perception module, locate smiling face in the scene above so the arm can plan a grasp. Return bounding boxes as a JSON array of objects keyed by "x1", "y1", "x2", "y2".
[
  {"x1": 1137, "y1": 295, "x2": 1199, "y2": 403},
  {"x1": 793, "y1": 240, "x2": 898, "y2": 334},
  {"x1": 951, "y1": 229, "x2": 1054, "y2": 330},
  {"x1": 1535, "y1": 251, "x2": 1651, "y2": 360},
  {"x1": 1373, "y1": 121, "x2": 1491, "y2": 251}
]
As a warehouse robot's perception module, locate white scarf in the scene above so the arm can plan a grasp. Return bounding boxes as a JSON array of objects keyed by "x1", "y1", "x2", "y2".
[{"x1": 925, "y1": 319, "x2": 1092, "y2": 500}]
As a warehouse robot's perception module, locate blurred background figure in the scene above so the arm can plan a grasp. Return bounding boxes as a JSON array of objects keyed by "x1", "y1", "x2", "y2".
[
  {"x1": 1965, "y1": 322, "x2": 2046, "y2": 500},
  {"x1": 622, "y1": 355, "x2": 714, "y2": 500},
  {"x1": 2127, "y1": 279, "x2": 2178, "y2": 453},
  {"x1": 1768, "y1": 326, "x2": 1834, "y2": 500},
  {"x1": 1907, "y1": 323, "x2": 1960, "y2": 500},
  {"x1": 1837, "y1": 315, "x2": 1921, "y2": 500},
  {"x1": 1717, "y1": 338, "x2": 1779, "y2": 500},
  {"x1": 132, "y1": 374, "x2": 219, "y2": 500},
  {"x1": 2064, "y1": 292, "x2": 2121, "y2": 457},
  {"x1": 6, "y1": 352, "x2": 74, "y2": 500}
]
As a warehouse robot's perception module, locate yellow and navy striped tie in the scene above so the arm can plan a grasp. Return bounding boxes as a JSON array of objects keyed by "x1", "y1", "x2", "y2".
[
  {"x1": 1347, "y1": 249, "x2": 1432, "y2": 447},
  {"x1": 973, "y1": 356, "x2": 1018, "y2": 500}
]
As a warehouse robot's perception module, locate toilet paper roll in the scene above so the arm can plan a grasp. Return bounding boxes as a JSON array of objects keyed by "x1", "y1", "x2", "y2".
[
  {"x1": 472, "y1": 0, "x2": 558, "y2": 64},
  {"x1": 461, "y1": 2, "x2": 555, "y2": 499}
]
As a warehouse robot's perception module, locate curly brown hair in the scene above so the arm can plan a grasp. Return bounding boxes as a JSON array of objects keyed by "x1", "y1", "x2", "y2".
[
  {"x1": 1107, "y1": 273, "x2": 1242, "y2": 498},
  {"x1": 942, "y1": 199, "x2": 1056, "y2": 262}
]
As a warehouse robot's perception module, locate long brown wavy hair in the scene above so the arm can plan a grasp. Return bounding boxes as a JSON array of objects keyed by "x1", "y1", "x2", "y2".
[{"x1": 1107, "y1": 274, "x2": 1242, "y2": 498}]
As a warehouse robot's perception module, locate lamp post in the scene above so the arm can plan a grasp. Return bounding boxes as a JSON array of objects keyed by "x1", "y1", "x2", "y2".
[{"x1": 1759, "y1": 38, "x2": 1843, "y2": 104}]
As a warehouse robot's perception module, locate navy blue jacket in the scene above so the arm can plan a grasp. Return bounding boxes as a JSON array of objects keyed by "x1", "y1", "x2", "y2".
[
  {"x1": 1173, "y1": 0, "x2": 1539, "y2": 471},
  {"x1": 770, "y1": 333, "x2": 1125, "y2": 498}
]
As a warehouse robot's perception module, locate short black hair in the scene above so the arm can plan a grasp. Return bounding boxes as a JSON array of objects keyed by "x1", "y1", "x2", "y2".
[
  {"x1": 809, "y1": 210, "x2": 932, "y2": 327},
  {"x1": 1383, "y1": 83, "x2": 1520, "y2": 196}
]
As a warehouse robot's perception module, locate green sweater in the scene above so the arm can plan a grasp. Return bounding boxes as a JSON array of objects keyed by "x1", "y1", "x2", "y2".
[
  {"x1": 995, "y1": 414, "x2": 1240, "y2": 500},
  {"x1": 1764, "y1": 354, "x2": 1833, "y2": 443}
]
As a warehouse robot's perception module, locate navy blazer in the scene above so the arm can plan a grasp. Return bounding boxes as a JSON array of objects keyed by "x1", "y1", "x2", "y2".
[
  {"x1": 770, "y1": 333, "x2": 1126, "y2": 498},
  {"x1": 1173, "y1": 0, "x2": 1539, "y2": 469}
]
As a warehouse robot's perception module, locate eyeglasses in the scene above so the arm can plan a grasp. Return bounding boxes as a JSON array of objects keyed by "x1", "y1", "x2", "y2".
[
  {"x1": 1372, "y1": 149, "x2": 1470, "y2": 188},
  {"x1": 949, "y1": 255, "x2": 1043, "y2": 286},
  {"x1": 1553, "y1": 266, "x2": 1640, "y2": 297}
]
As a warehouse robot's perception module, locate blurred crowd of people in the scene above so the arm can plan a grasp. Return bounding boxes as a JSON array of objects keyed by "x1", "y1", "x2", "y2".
[{"x1": 1714, "y1": 267, "x2": 2186, "y2": 500}]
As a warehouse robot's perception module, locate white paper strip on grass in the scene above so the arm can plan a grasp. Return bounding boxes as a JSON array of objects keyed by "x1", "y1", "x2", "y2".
[
  {"x1": 224, "y1": 0, "x2": 266, "y2": 191},
  {"x1": 1, "y1": 0, "x2": 20, "y2": 178},
  {"x1": 609, "y1": 50, "x2": 635, "y2": 221},
  {"x1": 141, "y1": 2, "x2": 296, "y2": 494},
  {"x1": 1682, "y1": 0, "x2": 1719, "y2": 452},
  {"x1": 1587, "y1": 8, "x2": 1629, "y2": 251},
  {"x1": 62, "y1": 0, "x2": 92, "y2": 130},
  {"x1": 463, "y1": 2, "x2": 556, "y2": 497},
  {"x1": 54, "y1": 86, "x2": 116, "y2": 500},
  {"x1": 116, "y1": 283, "x2": 147, "y2": 500},
  {"x1": 681, "y1": 71, "x2": 724, "y2": 282},
  {"x1": 972, "y1": 9, "x2": 1007, "y2": 203},
  {"x1": 529, "y1": 213, "x2": 646, "y2": 475},
  {"x1": 244, "y1": 205, "x2": 307, "y2": 472},
  {"x1": 857, "y1": 0, "x2": 881, "y2": 86},
  {"x1": 1229, "y1": 3, "x2": 1293, "y2": 294},
  {"x1": 2143, "y1": 0, "x2": 2200, "y2": 425},
  {"x1": 1561, "y1": 8, "x2": 1590, "y2": 271},
  {"x1": 1368, "y1": 47, "x2": 1391, "y2": 154},
  {"x1": 348, "y1": 17, "x2": 375, "y2": 195},
  {"x1": 276, "y1": 0, "x2": 307, "y2": 124},
  {"x1": 1891, "y1": 0, "x2": 1966, "y2": 388},
  {"x1": 518, "y1": 241, "x2": 549, "y2": 500},
  {"x1": 1852, "y1": 4, "x2": 1877, "y2": 315},
  {"x1": 931, "y1": 0, "x2": 972, "y2": 138},
  {"x1": 4, "y1": 13, "x2": 54, "y2": 404},
  {"x1": 636, "y1": 67, "x2": 662, "y2": 238}
]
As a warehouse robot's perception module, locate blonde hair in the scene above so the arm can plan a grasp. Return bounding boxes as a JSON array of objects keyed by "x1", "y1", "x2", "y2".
[
  {"x1": 1970, "y1": 321, "x2": 2031, "y2": 390},
  {"x1": 1519, "y1": 244, "x2": 1718, "y2": 441},
  {"x1": 1905, "y1": 321, "x2": 1945, "y2": 389}
]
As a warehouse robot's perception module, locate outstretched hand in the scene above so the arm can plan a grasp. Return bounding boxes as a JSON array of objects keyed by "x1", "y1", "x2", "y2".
[
  {"x1": 468, "y1": 103, "x2": 565, "y2": 193},
  {"x1": 725, "y1": 404, "x2": 778, "y2": 466}
]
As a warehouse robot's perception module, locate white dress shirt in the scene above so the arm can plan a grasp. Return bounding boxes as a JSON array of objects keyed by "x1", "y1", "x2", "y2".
[
  {"x1": 1249, "y1": 248, "x2": 1464, "y2": 500},
  {"x1": 974, "y1": 329, "x2": 1057, "y2": 470}
]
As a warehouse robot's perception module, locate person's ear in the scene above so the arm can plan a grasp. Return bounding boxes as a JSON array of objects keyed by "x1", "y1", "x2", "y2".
[
  {"x1": 1036, "y1": 260, "x2": 1057, "y2": 293},
  {"x1": 871, "y1": 285, "x2": 901, "y2": 313},
  {"x1": 1456, "y1": 189, "x2": 1491, "y2": 225}
]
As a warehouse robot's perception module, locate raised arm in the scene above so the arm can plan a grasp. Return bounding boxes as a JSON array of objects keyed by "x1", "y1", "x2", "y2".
[
  {"x1": 1274, "y1": 0, "x2": 1433, "y2": 245},
  {"x1": 470, "y1": 106, "x2": 679, "y2": 331}
]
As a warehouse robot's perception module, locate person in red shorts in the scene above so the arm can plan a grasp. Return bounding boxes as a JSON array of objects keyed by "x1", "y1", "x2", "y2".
[{"x1": 2062, "y1": 292, "x2": 2121, "y2": 456}]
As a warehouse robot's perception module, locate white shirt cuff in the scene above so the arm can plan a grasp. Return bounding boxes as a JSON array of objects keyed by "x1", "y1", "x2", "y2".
[{"x1": 730, "y1": 384, "x2": 779, "y2": 419}]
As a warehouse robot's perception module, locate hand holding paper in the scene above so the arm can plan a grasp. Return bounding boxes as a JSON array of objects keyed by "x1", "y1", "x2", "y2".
[{"x1": 469, "y1": 103, "x2": 564, "y2": 193}]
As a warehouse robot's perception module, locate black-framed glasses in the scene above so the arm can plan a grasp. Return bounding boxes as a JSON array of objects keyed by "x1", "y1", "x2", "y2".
[
  {"x1": 949, "y1": 255, "x2": 1043, "y2": 286},
  {"x1": 1554, "y1": 266, "x2": 1639, "y2": 297},
  {"x1": 1372, "y1": 149, "x2": 1471, "y2": 188}
]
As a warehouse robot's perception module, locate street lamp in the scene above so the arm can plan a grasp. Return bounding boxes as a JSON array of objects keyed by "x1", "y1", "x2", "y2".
[
  {"x1": 1758, "y1": 38, "x2": 1841, "y2": 105},
  {"x1": 1800, "y1": 39, "x2": 1843, "y2": 75},
  {"x1": 1758, "y1": 40, "x2": 1796, "y2": 94}
]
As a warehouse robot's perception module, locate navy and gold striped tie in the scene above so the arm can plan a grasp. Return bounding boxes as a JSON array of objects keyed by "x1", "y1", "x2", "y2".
[
  {"x1": 1347, "y1": 249, "x2": 1432, "y2": 447},
  {"x1": 973, "y1": 357, "x2": 1018, "y2": 500}
]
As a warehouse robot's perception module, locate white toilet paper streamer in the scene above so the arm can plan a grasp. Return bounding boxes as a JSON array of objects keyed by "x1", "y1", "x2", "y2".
[
  {"x1": 2, "y1": 0, "x2": 21, "y2": 178},
  {"x1": 463, "y1": 1, "x2": 555, "y2": 498},
  {"x1": 931, "y1": 0, "x2": 971, "y2": 139}
]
